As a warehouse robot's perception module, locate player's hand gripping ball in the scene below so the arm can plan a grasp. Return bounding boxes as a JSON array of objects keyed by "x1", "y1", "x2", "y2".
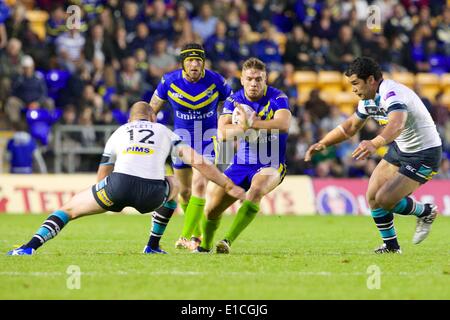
[{"x1": 232, "y1": 103, "x2": 259, "y2": 142}]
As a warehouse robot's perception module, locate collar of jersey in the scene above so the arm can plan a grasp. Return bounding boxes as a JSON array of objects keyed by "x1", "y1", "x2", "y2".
[{"x1": 376, "y1": 79, "x2": 384, "y2": 93}]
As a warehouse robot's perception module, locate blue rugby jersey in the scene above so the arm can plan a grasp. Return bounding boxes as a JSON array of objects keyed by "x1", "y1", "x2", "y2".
[
  {"x1": 222, "y1": 86, "x2": 289, "y2": 166},
  {"x1": 155, "y1": 69, "x2": 232, "y2": 148}
]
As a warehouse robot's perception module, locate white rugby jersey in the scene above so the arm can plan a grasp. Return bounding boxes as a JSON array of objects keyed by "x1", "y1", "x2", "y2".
[
  {"x1": 101, "y1": 120, "x2": 182, "y2": 180},
  {"x1": 355, "y1": 79, "x2": 441, "y2": 153}
]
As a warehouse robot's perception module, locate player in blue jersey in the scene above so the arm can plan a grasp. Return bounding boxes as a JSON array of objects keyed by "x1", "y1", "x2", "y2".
[
  {"x1": 148, "y1": 43, "x2": 233, "y2": 250},
  {"x1": 194, "y1": 58, "x2": 292, "y2": 254}
]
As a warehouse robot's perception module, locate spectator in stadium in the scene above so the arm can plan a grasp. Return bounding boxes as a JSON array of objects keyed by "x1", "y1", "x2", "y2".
[
  {"x1": 122, "y1": 1, "x2": 144, "y2": 35},
  {"x1": 306, "y1": 36, "x2": 329, "y2": 71},
  {"x1": 0, "y1": 38, "x2": 23, "y2": 105},
  {"x1": 310, "y1": 6, "x2": 338, "y2": 42},
  {"x1": 204, "y1": 20, "x2": 233, "y2": 65},
  {"x1": 112, "y1": 26, "x2": 131, "y2": 68},
  {"x1": 4, "y1": 55, "x2": 54, "y2": 125},
  {"x1": 383, "y1": 3, "x2": 414, "y2": 43},
  {"x1": 147, "y1": 0, "x2": 174, "y2": 41},
  {"x1": 283, "y1": 25, "x2": 312, "y2": 70},
  {"x1": 6, "y1": 121, "x2": 38, "y2": 174},
  {"x1": 148, "y1": 43, "x2": 233, "y2": 250},
  {"x1": 46, "y1": 4, "x2": 67, "y2": 45},
  {"x1": 304, "y1": 89, "x2": 330, "y2": 123},
  {"x1": 192, "y1": 2, "x2": 218, "y2": 41},
  {"x1": 7, "y1": 102, "x2": 245, "y2": 255},
  {"x1": 55, "y1": 25, "x2": 86, "y2": 73},
  {"x1": 247, "y1": 0, "x2": 271, "y2": 32},
  {"x1": 436, "y1": 6, "x2": 450, "y2": 56},
  {"x1": 129, "y1": 22, "x2": 153, "y2": 54},
  {"x1": 172, "y1": 3, "x2": 194, "y2": 43},
  {"x1": 327, "y1": 24, "x2": 361, "y2": 71},
  {"x1": 148, "y1": 37, "x2": 177, "y2": 86},
  {"x1": 83, "y1": 23, "x2": 115, "y2": 66},
  {"x1": 117, "y1": 56, "x2": 145, "y2": 108},
  {"x1": 252, "y1": 21, "x2": 283, "y2": 72},
  {"x1": 230, "y1": 22, "x2": 255, "y2": 65}
]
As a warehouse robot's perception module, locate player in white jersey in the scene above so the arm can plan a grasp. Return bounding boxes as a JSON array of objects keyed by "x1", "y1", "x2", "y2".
[
  {"x1": 305, "y1": 57, "x2": 442, "y2": 254},
  {"x1": 7, "y1": 102, "x2": 245, "y2": 256}
]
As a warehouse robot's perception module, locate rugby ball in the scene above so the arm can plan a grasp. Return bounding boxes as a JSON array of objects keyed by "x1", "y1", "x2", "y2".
[{"x1": 232, "y1": 104, "x2": 259, "y2": 142}]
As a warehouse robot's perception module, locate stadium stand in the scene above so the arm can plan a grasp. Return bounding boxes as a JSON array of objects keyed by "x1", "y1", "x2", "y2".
[{"x1": 0, "y1": 0, "x2": 448, "y2": 178}]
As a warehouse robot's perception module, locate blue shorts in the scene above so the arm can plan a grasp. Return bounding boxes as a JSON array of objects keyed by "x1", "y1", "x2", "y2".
[
  {"x1": 384, "y1": 143, "x2": 442, "y2": 184},
  {"x1": 224, "y1": 163, "x2": 287, "y2": 191}
]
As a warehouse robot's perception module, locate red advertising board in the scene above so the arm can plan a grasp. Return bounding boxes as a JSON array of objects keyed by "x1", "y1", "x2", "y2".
[{"x1": 312, "y1": 178, "x2": 450, "y2": 215}]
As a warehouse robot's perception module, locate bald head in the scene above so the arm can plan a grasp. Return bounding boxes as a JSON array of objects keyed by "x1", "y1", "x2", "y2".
[{"x1": 129, "y1": 101, "x2": 156, "y2": 122}]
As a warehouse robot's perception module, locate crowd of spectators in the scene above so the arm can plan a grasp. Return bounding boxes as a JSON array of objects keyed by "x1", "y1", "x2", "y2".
[{"x1": 0, "y1": 0, "x2": 449, "y2": 177}]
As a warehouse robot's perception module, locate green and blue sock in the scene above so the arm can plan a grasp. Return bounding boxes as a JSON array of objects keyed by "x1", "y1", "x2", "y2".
[
  {"x1": 148, "y1": 200, "x2": 177, "y2": 249},
  {"x1": 392, "y1": 196, "x2": 432, "y2": 217},
  {"x1": 25, "y1": 210, "x2": 70, "y2": 250},
  {"x1": 371, "y1": 208, "x2": 400, "y2": 250}
]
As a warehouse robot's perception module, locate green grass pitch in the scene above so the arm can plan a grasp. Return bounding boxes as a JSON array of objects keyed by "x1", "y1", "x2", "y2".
[{"x1": 0, "y1": 214, "x2": 448, "y2": 299}]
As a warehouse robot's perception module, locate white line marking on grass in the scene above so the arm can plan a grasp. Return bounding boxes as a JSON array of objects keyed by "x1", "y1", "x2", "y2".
[{"x1": 0, "y1": 271, "x2": 442, "y2": 277}]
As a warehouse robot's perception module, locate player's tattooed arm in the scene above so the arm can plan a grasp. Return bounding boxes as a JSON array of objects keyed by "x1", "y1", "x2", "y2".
[{"x1": 148, "y1": 93, "x2": 165, "y2": 114}]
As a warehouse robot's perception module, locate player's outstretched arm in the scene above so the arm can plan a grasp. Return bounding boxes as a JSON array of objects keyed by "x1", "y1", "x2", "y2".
[
  {"x1": 305, "y1": 113, "x2": 366, "y2": 162},
  {"x1": 176, "y1": 144, "x2": 246, "y2": 200}
]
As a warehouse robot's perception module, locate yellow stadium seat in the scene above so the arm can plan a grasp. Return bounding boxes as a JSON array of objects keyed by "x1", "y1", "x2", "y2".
[
  {"x1": 441, "y1": 93, "x2": 450, "y2": 110},
  {"x1": 294, "y1": 71, "x2": 317, "y2": 104},
  {"x1": 440, "y1": 73, "x2": 450, "y2": 94},
  {"x1": 317, "y1": 71, "x2": 343, "y2": 92},
  {"x1": 318, "y1": 91, "x2": 335, "y2": 105},
  {"x1": 390, "y1": 72, "x2": 415, "y2": 89},
  {"x1": 333, "y1": 92, "x2": 359, "y2": 115},
  {"x1": 416, "y1": 73, "x2": 441, "y2": 102}
]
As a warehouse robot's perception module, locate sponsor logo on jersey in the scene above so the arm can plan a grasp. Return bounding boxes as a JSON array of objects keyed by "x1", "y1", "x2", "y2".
[
  {"x1": 96, "y1": 189, "x2": 114, "y2": 207},
  {"x1": 175, "y1": 110, "x2": 215, "y2": 120},
  {"x1": 122, "y1": 145, "x2": 155, "y2": 155},
  {"x1": 384, "y1": 91, "x2": 396, "y2": 100}
]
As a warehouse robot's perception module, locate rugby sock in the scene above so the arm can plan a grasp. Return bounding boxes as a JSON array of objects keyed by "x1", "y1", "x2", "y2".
[
  {"x1": 371, "y1": 208, "x2": 400, "y2": 250},
  {"x1": 25, "y1": 210, "x2": 70, "y2": 250},
  {"x1": 181, "y1": 196, "x2": 205, "y2": 239},
  {"x1": 148, "y1": 200, "x2": 177, "y2": 249},
  {"x1": 180, "y1": 201, "x2": 188, "y2": 214},
  {"x1": 192, "y1": 213, "x2": 204, "y2": 239},
  {"x1": 392, "y1": 197, "x2": 433, "y2": 217},
  {"x1": 201, "y1": 217, "x2": 221, "y2": 250},
  {"x1": 224, "y1": 200, "x2": 259, "y2": 245}
]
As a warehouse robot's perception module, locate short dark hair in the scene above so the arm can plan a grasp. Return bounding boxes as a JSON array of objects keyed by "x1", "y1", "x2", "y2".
[{"x1": 344, "y1": 57, "x2": 382, "y2": 81}]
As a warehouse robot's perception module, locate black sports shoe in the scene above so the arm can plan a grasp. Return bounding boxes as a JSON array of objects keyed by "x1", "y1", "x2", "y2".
[
  {"x1": 374, "y1": 243, "x2": 402, "y2": 254},
  {"x1": 192, "y1": 246, "x2": 211, "y2": 253}
]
